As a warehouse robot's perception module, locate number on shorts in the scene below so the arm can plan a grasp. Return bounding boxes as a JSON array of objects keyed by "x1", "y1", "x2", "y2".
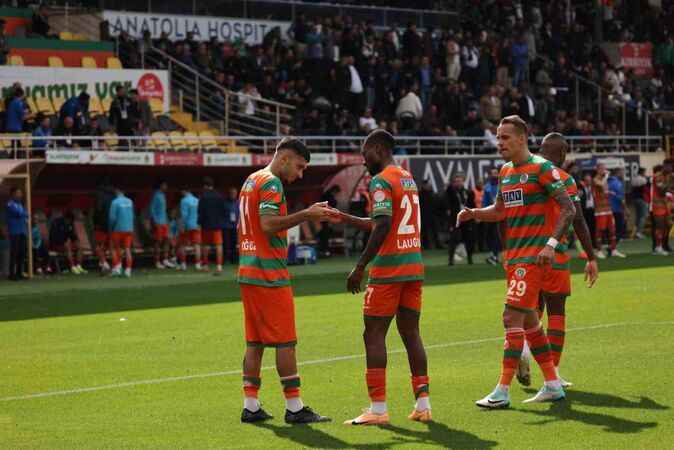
[
  {"x1": 239, "y1": 197, "x2": 249, "y2": 235},
  {"x1": 397, "y1": 194, "x2": 420, "y2": 235},
  {"x1": 364, "y1": 287, "x2": 375, "y2": 306},
  {"x1": 507, "y1": 279, "x2": 527, "y2": 297}
]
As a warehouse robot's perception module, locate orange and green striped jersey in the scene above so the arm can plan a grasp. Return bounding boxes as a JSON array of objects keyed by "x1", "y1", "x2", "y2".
[
  {"x1": 237, "y1": 169, "x2": 290, "y2": 287},
  {"x1": 498, "y1": 154, "x2": 565, "y2": 267},
  {"x1": 592, "y1": 176, "x2": 612, "y2": 215},
  {"x1": 544, "y1": 168, "x2": 579, "y2": 270},
  {"x1": 651, "y1": 172, "x2": 670, "y2": 216},
  {"x1": 368, "y1": 165, "x2": 424, "y2": 284}
]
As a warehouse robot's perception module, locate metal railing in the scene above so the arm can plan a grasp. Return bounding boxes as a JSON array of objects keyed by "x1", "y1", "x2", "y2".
[
  {"x1": 135, "y1": 46, "x2": 295, "y2": 136},
  {"x1": 1, "y1": 134, "x2": 663, "y2": 156}
]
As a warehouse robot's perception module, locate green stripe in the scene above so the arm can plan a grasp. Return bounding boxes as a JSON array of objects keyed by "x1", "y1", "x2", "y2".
[
  {"x1": 530, "y1": 345, "x2": 551, "y2": 356},
  {"x1": 364, "y1": 314, "x2": 395, "y2": 320},
  {"x1": 506, "y1": 257, "x2": 537, "y2": 266},
  {"x1": 550, "y1": 344, "x2": 564, "y2": 353},
  {"x1": 507, "y1": 215, "x2": 545, "y2": 228},
  {"x1": 8, "y1": 37, "x2": 114, "y2": 52},
  {"x1": 240, "y1": 255, "x2": 286, "y2": 270},
  {"x1": 0, "y1": 7, "x2": 33, "y2": 18},
  {"x1": 238, "y1": 276, "x2": 291, "y2": 287},
  {"x1": 269, "y1": 236, "x2": 287, "y2": 248},
  {"x1": 548, "y1": 329, "x2": 565, "y2": 337},
  {"x1": 551, "y1": 262, "x2": 570, "y2": 271},
  {"x1": 243, "y1": 376, "x2": 261, "y2": 386},
  {"x1": 398, "y1": 305, "x2": 421, "y2": 317},
  {"x1": 503, "y1": 349, "x2": 523, "y2": 359},
  {"x1": 414, "y1": 384, "x2": 430, "y2": 399},
  {"x1": 281, "y1": 377, "x2": 301, "y2": 388},
  {"x1": 269, "y1": 341, "x2": 297, "y2": 348},
  {"x1": 524, "y1": 192, "x2": 548, "y2": 205},
  {"x1": 369, "y1": 176, "x2": 393, "y2": 191},
  {"x1": 507, "y1": 236, "x2": 569, "y2": 252},
  {"x1": 368, "y1": 274, "x2": 424, "y2": 285},
  {"x1": 372, "y1": 252, "x2": 423, "y2": 267},
  {"x1": 501, "y1": 174, "x2": 540, "y2": 186}
]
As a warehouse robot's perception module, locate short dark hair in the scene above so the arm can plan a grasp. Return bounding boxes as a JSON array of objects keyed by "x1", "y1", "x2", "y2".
[
  {"x1": 115, "y1": 85, "x2": 125, "y2": 93},
  {"x1": 14, "y1": 87, "x2": 24, "y2": 98},
  {"x1": 203, "y1": 176, "x2": 214, "y2": 187},
  {"x1": 276, "y1": 136, "x2": 310, "y2": 163},
  {"x1": 499, "y1": 115, "x2": 528, "y2": 136},
  {"x1": 364, "y1": 129, "x2": 395, "y2": 153}
]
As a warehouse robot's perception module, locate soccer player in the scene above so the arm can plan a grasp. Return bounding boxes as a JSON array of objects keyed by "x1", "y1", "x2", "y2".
[
  {"x1": 109, "y1": 188, "x2": 135, "y2": 277},
  {"x1": 94, "y1": 178, "x2": 115, "y2": 273},
  {"x1": 457, "y1": 116, "x2": 576, "y2": 407},
  {"x1": 335, "y1": 129, "x2": 430, "y2": 425},
  {"x1": 516, "y1": 133, "x2": 599, "y2": 387},
  {"x1": 150, "y1": 181, "x2": 174, "y2": 269},
  {"x1": 651, "y1": 165, "x2": 672, "y2": 255},
  {"x1": 238, "y1": 137, "x2": 334, "y2": 424},
  {"x1": 177, "y1": 189, "x2": 201, "y2": 271},
  {"x1": 198, "y1": 176, "x2": 225, "y2": 273},
  {"x1": 592, "y1": 164, "x2": 626, "y2": 258}
]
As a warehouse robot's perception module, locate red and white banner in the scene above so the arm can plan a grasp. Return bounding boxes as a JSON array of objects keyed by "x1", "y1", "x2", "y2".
[
  {"x1": 154, "y1": 152, "x2": 204, "y2": 166},
  {"x1": 46, "y1": 150, "x2": 154, "y2": 165},
  {"x1": 203, "y1": 153, "x2": 252, "y2": 166},
  {"x1": 618, "y1": 42, "x2": 653, "y2": 76}
]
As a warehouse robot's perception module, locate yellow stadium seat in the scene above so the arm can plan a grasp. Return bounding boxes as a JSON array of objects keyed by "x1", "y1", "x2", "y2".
[
  {"x1": 72, "y1": 33, "x2": 88, "y2": 41},
  {"x1": 81, "y1": 57, "x2": 97, "y2": 69},
  {"x1": 106, "y1": 57, "x2": 123, "y2": 69},
  {"x1": 104, "y1": 132, "x2": 119, "y2": 150},
  {"x1": 36, "y1": 97, "x2": 55, "y2": 115},
  {"x1": 89, "y1": 97, "x2": 103, "y2": 115},
  {"x1": 198, "y1": 130, "x2": 219, "y2": 150},
  {"x1": 48, "y1": 56, "x2": 64, "y2": 68},
  {"x1": 183, "y1": 132, "x2": 201, "y2": 151},
  {"x1": 9, "y1": 55, "x2": 24, "y2": 66},
  {"x1": 101, "y1": 97, "x2": 112, "y2": 113},
  {"x1": 20, "y1": 133, "x2": 32, "y2": 149},
  {"x1": 169, "y1": 131, "x2": 186, "y2": 150},
  {"x1": 149, "y1": 98, "x2": 164, "y2": 115},
  {"x1": 51, "y1": 96, "x2": 66, "y2": 114},
  {"x1": 59, "y1": 31, "x2": 74, "y2": 40},
  {"x1": 150, "y1": 132, "x2": 170, "y2": 151},
  {"x1": 26, "y1": 97, "x2": 38, "y2": 115}
]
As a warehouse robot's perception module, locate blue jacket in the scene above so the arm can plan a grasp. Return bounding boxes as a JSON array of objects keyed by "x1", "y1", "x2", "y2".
[
  {"x1": 180, "y1": 193, "x2": 199, "y2": 231},
  {"x1": 32, "y1": 126, "x2": 52, "y2": 149},
  {"x1": 60, "y1": 97, "x2": 83, "y2": 120},
  {"x1": 482, "y1": 179, "x2": 499, "y2": 207},
  {"x1": 223, "y1": 199, "x2": 239, "y2": 230},
  {"x1": 109, "y1": 194, "x2": 135, "y2": 232},
  {"x1": 6, "y1": 199, "x2": 28, "y2": 236},
  {"x1": 150, "y1": 190, "x2": 168, "y2": 225},
  {"x1": 608, "y1": 176, "x2": 625, "y2": 213},
  {"x1": 169, "y1": 219, "x2": 179, "y2": 238},
  {"x1": 198, "y1": 189, "x2": 225, "y2": 230},
  {"x1": 6, "y1": 98, "x2": 25, "y2": 132}
]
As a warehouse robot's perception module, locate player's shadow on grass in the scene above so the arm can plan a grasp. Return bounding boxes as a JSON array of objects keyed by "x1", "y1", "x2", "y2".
[
  {"x1": 382, "y1": 422, "x2": 498, "y2": 449},
  {"x1": 520, "y1": 389, "x2": 663, "y2": 434},
  {"x1": 254, "y1": 422, "x2": 395, "y2": 449}
]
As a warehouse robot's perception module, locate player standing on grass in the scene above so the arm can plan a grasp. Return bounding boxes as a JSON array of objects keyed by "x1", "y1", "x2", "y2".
[
  {"x1": 457, "y1": 116, "x2": 576, "y2": 407},
  {"x1": 336, "y1": 129, "x2": 431, "y2": 425},
  {"x1": 150, "y1": 181, "x2": 175, "y2": 270},
  {"x1": 109, "y1": 188, "x2": 135, "y2": 278},
  {"x1": 177, "y1": 188, "x2": 201, "y2": 271},
  {"x1": 238, "y1": 137, "x2": 335, "y2": 424},
  {"x1": 516, "y1": 133, "x2": 599, "y2": 387},
  {"x1": 592, "y1": 164, "x2": 627, "y2": 258},
  {"x1": 651, "y1": 165, "x2": 673, "y2": 255}
]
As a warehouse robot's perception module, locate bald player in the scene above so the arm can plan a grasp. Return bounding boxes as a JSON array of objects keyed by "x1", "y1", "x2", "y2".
[{"x1": 516, "y1": 133, "x2": 599, "y2": 388}]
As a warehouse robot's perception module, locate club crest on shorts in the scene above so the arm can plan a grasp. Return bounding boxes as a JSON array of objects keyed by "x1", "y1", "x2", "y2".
[
  {"x1": 519, "y1": 173, "x2": 529, "y2": 184},
  {"x1": 515, "y1": 267, "x2": 527, "y2": 279}
]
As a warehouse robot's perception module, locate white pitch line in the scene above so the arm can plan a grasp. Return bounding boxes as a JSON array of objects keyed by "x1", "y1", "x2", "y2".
[{"x1": 2, "y1": 320, "x2": 673, "y2": 402}]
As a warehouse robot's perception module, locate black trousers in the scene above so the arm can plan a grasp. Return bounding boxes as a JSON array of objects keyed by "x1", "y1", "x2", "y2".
[
  {"x1": 583, "y1": 208, "x2": 597, "y2": 249},
  {"x1": 9, "y1": 234, "x2": 27, "y2": 279},
  {"x1": 485, "y1": 222, "x2": 501, "y2": 257},
  {"x1": 448, "y1": 223, "x2": 474, "y2": 264},
  {"x1": 613, "y1": 211, "x2": 626, "y2": 242},
  {"x1": 223, "y1": 227, "x2": 238, "y2": 264}
]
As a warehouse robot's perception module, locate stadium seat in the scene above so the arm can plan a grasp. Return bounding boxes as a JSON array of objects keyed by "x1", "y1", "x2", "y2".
[
  {"x1": 48, "y1": 56, "x2": 64, "y2": 68},
  {"x1": 59, "y1": 31, "x2": 74, "y2": 40},
  {"x1": 25, "y1": 97, "x2": 39, "y2": 116},
  {"x1": 149, "y1": 98, "x2": 164, "y2": 115},
  {"x1": 150, "y1": 132, "x2": 170, "y2": 151},
  {"x1": 89, "y1": 97, "x2": 104, "y2": 116},
  {"x1": 101, "y1": 97, "x2": 112, "y2": 113},
  {"x1": 168, "y1": 131, "x2": 186, "y2": 150},
  {"x1": 36, "y1": 97, "x2": 56, "y2": 115},
  {"x1": 51, "y1": 96, "x2": 66, "y2": 114},
  {"x1": 72, "y1": 33, "x2": 88, "y2": 41},
  {"x1": 81, "y1": 57, "x2": 97, "y2": 69},
  {"x1": 104, "y1": 132, "x2": 119, "y2": 150},
  {"x1": 183, "y1": 132, "x2": 201, "y2": 151},
  {"x1": 0, "y1": 135, "x2": 10, "y2": 153},
  {"x1": 106, "y1": 57, "x2": 123, "y2": 69},
  {"x1": 20, "y1": 133, "x2": 32, "y2": 149},
  {"x1": 9, "y1": 55, "x2": 24, "y2": 66},
  {"x1": 198, "y1": 130, "x2": 220, "y2": 151}
]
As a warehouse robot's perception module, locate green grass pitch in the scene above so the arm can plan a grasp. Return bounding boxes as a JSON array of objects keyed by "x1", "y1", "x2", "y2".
[{"x1": 1, "y1": 240, "x2": 673, "y2": 449}]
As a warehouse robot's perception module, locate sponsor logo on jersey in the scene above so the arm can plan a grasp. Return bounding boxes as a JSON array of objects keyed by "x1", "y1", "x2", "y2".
[
  {"x1": 401, "y1": 178, "x2": 417, "y2": 191},
  {"x1": 519, "y1": 174, "x2": 529, "y2": 184},
  {"x1": 240, "y1": 239, "x2": 257, "y2": 251},
  {"x1": 242, "y1": 179, "x2": 256, "y2": 192},
  {"x1": 515, "y1": 267, "x2": 527, "y2": 279},
  {"x1": 502, "y1": 188, "x2": 524, "y2": 207},
  {"x1": 373, "y1": 189, "x2": 386, "y2": 202}
]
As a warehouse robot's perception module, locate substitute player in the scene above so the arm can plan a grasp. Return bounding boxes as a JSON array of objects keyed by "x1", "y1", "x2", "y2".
[
  {"x1": 198, "y1": 176, "x2": 226, "y2": 273},
  {"x1": 238, "y1": 137, "x2": 334, "y2": 424},
  {"x1": 516, "y1": 133, "x2": 599, "y2": 387},
  {"x1": 593, "y1": 164, "x2": 626, "y2": 258},
  {"x1": 651, "y1": 165, "x2": 672, "y2": 255},
  {"x1": 150, "y1": 180, "x2": 175, "y2": 269},
  {"x1": 109, "y1": 188, "x2": 135, "y2": 278},
  {"x1": 177, "y1": 189, "x2": 201, "y2": 271},
  {"x1": 458, "y1": 116, "x2": 576, "y2": 407},
  {"x1": 336, "y1": 129, "x2": 430, "y2": 425}
]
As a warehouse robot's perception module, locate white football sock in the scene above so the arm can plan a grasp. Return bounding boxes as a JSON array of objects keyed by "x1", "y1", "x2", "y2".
[
  {"x1": 286, "y1": 397, "x2": 304, "y2": 413},
  {"x1": 497, "y1": 384, "x2": 510, "y2": 392},
  {"x1": 244, "y1": 397, "x2": 260, "y2": 412},
  {"x1": 370, "y1": 401, "x2": 387, "y2": 414},
  {"x1": 544, "y1": 379, "x2": 562, "y2": 390},
  {"x1": 521, "y1": 340, "x2": 532, "y2": 359},
  {"x1": 415, "y1": 396, "x2": 431, "y2": 411}
]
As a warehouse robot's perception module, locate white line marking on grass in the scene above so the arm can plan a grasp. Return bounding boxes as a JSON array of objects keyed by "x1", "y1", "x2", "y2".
[{"x1": 2, "y1": 321, "x2": 673, "y2": 402}]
